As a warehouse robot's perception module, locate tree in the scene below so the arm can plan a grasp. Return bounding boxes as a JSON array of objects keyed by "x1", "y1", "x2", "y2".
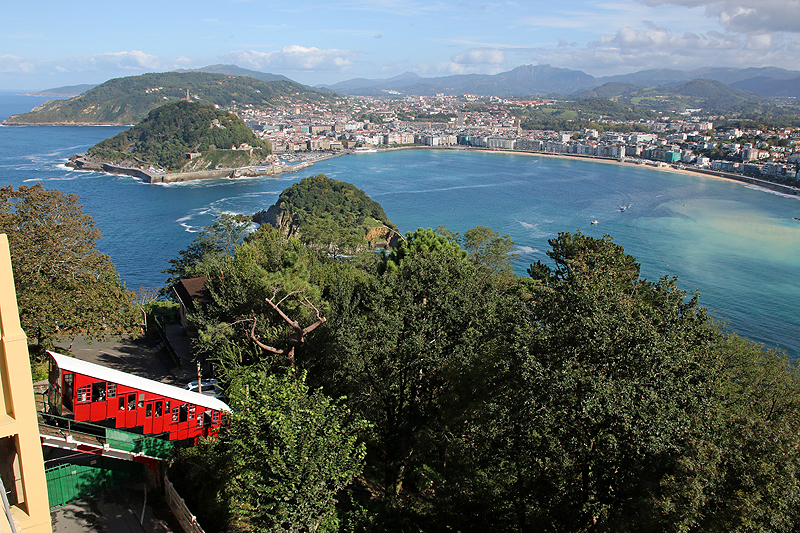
[
  {"x1": 172, "y1": 369, "x2": 369, "y2": 533},
  {"x1": 316, "y1": 229, "x2": 514, "y2": 513},
  {"x1": 0, "y1": 184, "x2": 138, "y2": 350},
  {"x1": 162, "y1": 213, "x2": 252, "y2": 294}
]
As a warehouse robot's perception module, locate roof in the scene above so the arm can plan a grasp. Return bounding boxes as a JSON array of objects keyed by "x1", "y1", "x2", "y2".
[
  {"x1": 172, "y1": 276, "x2": 208, "y2": 312},
  {"x1": 48, "y1": 351, "x2": 231, "y2": 413}
]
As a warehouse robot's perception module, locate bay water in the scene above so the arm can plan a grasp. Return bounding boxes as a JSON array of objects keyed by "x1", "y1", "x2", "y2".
[{"x1": 1, "y1": 93, "x2": 799, "y2": 357}]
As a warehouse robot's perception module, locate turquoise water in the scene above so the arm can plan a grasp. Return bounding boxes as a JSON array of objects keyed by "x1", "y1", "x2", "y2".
[{"x1": 1, "y1": 95, "x2": 799, "y2": 357}]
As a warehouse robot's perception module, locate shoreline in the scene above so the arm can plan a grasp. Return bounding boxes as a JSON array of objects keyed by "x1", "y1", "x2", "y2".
[
  {"x1": 344, "y1": 145, "x2": 800, "y2": 200},
  {"x1": 64, "y1": 142, "x2": 798, "y2": 198}
]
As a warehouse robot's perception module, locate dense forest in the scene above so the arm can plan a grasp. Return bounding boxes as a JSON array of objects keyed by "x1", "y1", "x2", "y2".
[
  {"x1": 86, "y1": 101, "x2": 270, "y2": 172},
  {"x1": 255, "y1": 174, "x2": 398, "y2": 253},
  {"x1": 164, "y1": 178, "x2": 800, "y2": 533},
  {"x1": 3, "y1": 71, "x2": 334, "y2": 125}
]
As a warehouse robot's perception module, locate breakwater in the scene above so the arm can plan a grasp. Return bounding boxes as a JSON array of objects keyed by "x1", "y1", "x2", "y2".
[{"x1": 66, "y1": 155, "x2": 312, "y2": 184}]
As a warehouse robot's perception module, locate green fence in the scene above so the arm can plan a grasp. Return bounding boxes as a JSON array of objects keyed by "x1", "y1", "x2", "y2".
[
  {"x1": 45, "y1": 457, "x2": 144, "y2": 508},
  {"x1": 40, "y1": 413, "x2": 174, "y2": 461},
  {"x1": 107, "y1": 428, "x2": 174, "y2": 459}
]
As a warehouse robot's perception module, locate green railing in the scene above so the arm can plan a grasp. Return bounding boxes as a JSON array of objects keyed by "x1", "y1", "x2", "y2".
[
  {"x1": 39, "y1": 412, "x2": 174, "y2": 461},
  {"x1": 153, "y1": 313, "x2": 181, "y2": 369}
]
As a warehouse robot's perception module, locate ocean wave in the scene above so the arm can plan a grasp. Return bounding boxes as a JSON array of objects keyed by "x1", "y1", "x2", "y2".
[
  {"x1": 516, "y1": 245, "x2": 539, "y2": 254},
  {"x1": 744, "y1": 185, "x2": 800, "y2": 200},
  {"x1": 371, "y1": 183, "x2": 497, "y2": 196}
]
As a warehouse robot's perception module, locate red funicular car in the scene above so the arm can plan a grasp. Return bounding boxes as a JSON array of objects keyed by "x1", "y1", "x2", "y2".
[{"x1": 47, "y1": 351, "x2": 230, "y2": 441}]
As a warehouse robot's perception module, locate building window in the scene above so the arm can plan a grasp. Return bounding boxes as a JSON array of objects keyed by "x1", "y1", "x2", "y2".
[{"x1": 77, "y1": 385, "x2": 91, "y2": 403}]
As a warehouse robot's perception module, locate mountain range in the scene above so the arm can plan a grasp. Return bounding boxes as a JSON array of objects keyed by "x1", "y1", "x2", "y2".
[{"x1": 317, "y1": 64, "x2": 800, "y2": 98}]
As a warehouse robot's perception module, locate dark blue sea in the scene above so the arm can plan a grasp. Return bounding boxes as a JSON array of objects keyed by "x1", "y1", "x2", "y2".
[{"x1": 2, "y1": 93, "x2": 799, "y2": 357}]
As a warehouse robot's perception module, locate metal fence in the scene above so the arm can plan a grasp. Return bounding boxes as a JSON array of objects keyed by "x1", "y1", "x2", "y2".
[
  {"x1": 40, "y1": 413, "x2": 174, "y2": 460},
  {"x1": 45, "y1": 458, "x2": 143, "y2": 508},
  {"x1": 154, "y1": 314, "x2": 182, "y2": 369}
]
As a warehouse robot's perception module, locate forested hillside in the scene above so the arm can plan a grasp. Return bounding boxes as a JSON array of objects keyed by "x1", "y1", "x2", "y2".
[
  {"x1": 255, "y1": 174, "x2": 398, "y2": 253},
  {"x1": 86, "y1": 101, "x2": 269, "y2": 172},
  {"x1": 165, "y1": 182, "x2": 800, "y2": 533},
  {"x1": 3, "y1": 71, "x2": 333, "y2": 125}
]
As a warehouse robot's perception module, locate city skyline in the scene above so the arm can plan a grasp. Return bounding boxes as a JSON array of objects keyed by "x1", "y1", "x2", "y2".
[{"x1": 1, "y1": 0, "x2": 799, "y2": 91}]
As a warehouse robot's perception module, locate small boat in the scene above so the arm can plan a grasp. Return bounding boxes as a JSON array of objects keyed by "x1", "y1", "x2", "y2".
[
  {"x1": 794, "y1": 217, "x2": 800, "y2": 221},
  {"x1": 591, "y1": 220, "x2": 599, "y2": 225},
  {"x1": 619, "y1": 205, "x2": 627, "y2": 212}
]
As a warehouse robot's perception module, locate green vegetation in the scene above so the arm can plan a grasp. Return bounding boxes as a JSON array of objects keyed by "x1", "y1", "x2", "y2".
[
  {"x1": 256, "y1": 174, "x2": 397, "y2": 255},
  {"x1": 512, "y1": 98, "x2": 653, "y2": 132},
  {"x1": 167, "y1": 183, "x2": 800, "y2": 532},
  {"x1": 0, "y1": 184, "x2": 138, "y2": 353},
  {"x1": 86, "y1": 101, "x2": 270, "y2": 172},
  {"x1": 171, "y1": 370, "x2": 368, "y2": 533},
  {"x1": 3, "y1": 71, "x2": 334, "y2": 125}
]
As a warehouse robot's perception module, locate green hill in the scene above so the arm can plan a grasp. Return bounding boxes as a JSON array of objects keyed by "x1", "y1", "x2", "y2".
[
  {"x1": 255, "y1": 174, "x2": 398, "y2": 251},
  {"x1": 3, "y1": 71, "x2": 333, "y2": 125},
  {"x1": 86, "y1": 100, "x2": 270, "y2": 172}
]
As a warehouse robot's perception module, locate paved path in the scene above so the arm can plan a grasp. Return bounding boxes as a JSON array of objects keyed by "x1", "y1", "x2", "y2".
[
  {"x1": 52, "y1": 333, "x2": 187, "y2": 387},
  {"x1": 50, "y1": 482, "x2": 175, "y2": 533}
]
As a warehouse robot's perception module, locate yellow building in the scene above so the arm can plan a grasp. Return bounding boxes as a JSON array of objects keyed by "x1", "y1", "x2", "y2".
[{"x1": 0, "y1": 234, "x2": 51, "y2": 533}]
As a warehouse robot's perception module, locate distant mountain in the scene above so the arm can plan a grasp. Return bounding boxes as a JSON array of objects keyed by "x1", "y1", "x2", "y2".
[
  {"x1": 322, "y1": 71, "x2": 424, "y2": 91},
  {"x1": 573, "y1": 82, "x2": 642, "y2": 99},
  {"x1": 178, "y1": 64, "x2": 297, "y2": 84},
  {"x1": 320, "y1": 65, "x2": 598, "y2": 96},
  {"x1": 730, "y1": 76, "x2": 800, "y2": 97},
  {"x1": 324, "y1": 64, "x2": 800, "y2": 98},
  {"x1": 25, "y1": 84, "x2": 97, "y2": 97},
  {"x1": 3, "y1": 71, "x2": 333, "y2": 126}
]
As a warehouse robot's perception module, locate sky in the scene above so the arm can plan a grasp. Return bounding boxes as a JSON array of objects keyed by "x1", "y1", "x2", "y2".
[{"x1": 2, "y1": 0, "x2": 799, "y2": 91}]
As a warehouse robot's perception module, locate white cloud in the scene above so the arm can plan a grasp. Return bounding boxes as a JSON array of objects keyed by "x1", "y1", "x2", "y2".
[
  {"x1": 452, "y1": 48, "x2": 505, "y2": 65},
  {"x1": 636, "y1": 0, "x2": 800, "y2": 34},
  {"x1": 222, "y1": 46, "x2": 360, "y2": 72},
  {"x1": 0, "y1": 54, "x2": 34, "y2": 73}
]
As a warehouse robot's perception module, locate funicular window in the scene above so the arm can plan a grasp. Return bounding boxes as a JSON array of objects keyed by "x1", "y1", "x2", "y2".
[
  {"x1": 212, "y1": 411, "x2": 220, "y2": 424},
  {"x1": 77, "y1": 385, "x2": 91, "y2": 403},
  {"x1": 146, "y1": 403, "x2": 152, "y2": 417},
  {"x1": 179, "y1": 404, "x2": 188, "y2": 423},
  {"x1": 119, "y1": 397, "x2": 125, "y2": 411},
  {"x1": 138, "y1": 394, "x2": 144, "y2": 408},
  {"x1": 91, "y1": 382, "x2": 107, "y2": 402},
  {"x1": 188, "y1": 405, "x2": 196, "y2": 418},
  {"x1": 128, "y1": 394, "x2": 136, "y2": 410},
  {"x1": 165, "y1": 401, "x2": 171, "y2": 416},
  {"x1": 107, "y1": 383, "x2": 117, "y2": 398},
  {"x1": 172, "y1": 406, "x2": 179, "y2": 423},
  {"x1": 155, "y1": 401, "x2": 163, "y2": 417},
  {"x1": 197, "y1": 415, "x2": 204, "y2": 428}
]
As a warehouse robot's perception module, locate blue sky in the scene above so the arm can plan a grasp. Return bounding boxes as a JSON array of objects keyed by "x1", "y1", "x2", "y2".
[{"x1": 2, "y1": 0, "x2": 799, "y2": 90}]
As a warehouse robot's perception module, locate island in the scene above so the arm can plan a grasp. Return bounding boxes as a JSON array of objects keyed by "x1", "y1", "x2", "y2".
[{"x1": 66, "y1": 100, "x2": 311, "y2": 183}]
